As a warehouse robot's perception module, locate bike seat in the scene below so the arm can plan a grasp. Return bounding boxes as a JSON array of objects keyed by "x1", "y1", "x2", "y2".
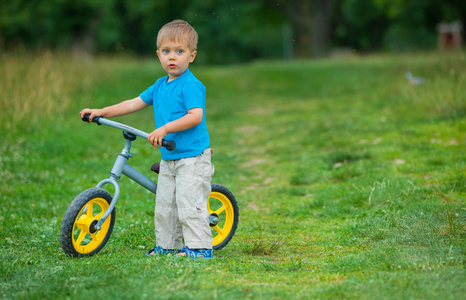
[{"x1": 151, "y1": 163, "x2": 160, "y2": 174}]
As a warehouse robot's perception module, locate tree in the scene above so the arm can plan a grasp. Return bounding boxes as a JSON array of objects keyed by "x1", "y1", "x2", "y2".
[
  {"x1": 263, "y1": 0, "x2": 335, "y2": 58},
  {"x1": 62, "y1": 1, "x2": 104, "y2": 58},
  {"x1": 334, "y1": 0, "x2": 466, "y2": 52},
  {"x1": 182, "y1": 0, "x2": 286, "y2": 63},
  {"x1": 0, "y1": 0, "x2": 115, "y2": 57},
  {"x1": 1, "y1": 0, "x2": 464, "y2": 61},
  {"x1": 334, "y1": 0, "x2": 388, "y2": 51}
]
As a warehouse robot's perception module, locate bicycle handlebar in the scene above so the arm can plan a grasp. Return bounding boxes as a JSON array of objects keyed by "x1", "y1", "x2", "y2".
[{"x1": 82, "y1": 114, "x2": 176, "y2": 151}]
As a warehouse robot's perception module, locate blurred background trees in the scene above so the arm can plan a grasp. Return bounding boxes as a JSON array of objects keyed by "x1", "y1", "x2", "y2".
[{"x1": 0, "y1": 0, "x2": 464, "y2": 63}]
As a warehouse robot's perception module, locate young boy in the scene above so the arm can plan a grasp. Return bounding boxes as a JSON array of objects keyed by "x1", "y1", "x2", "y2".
[{"x1": 80, "y1": 20, "x2": 214, "y2": 259}]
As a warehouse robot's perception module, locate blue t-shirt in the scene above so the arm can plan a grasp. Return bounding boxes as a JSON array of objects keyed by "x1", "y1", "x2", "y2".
[{"x1": 140, "y1": 69, "x2": 210, "y2": 160}]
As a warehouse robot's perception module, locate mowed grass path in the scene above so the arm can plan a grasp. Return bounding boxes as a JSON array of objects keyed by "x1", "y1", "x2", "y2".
[{"x1": 1, "y1": 51, "x2": 465, "y2": 299}]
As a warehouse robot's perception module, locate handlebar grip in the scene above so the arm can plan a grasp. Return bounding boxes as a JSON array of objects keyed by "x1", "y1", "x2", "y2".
[
  {"x1": 82, "y1": 113, "x2": 102, "y2": 124},
  {"x1": 82, "y1": 114, "x2": 91, "y2": 122},
  {"x1": 162, "y1": 140, "x2": 176, "y2": 151}
]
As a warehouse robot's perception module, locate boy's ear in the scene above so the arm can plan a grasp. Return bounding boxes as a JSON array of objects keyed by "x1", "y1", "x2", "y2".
[
  {"x1": 156, "y1": 50, "x2": 160, "y2": 59},
  {"x1": 190, "y1": 50, "x2": 197, "y2": 63}
]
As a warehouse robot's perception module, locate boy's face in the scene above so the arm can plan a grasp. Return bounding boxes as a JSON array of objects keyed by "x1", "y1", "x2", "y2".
[{"x1": 157, "y1": 38, "x2": 197, "y2": 82}]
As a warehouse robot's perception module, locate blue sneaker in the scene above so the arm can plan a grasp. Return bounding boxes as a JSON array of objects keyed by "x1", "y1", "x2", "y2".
[
  {"x1": 188, "y1": 248, "x2": 213, "y2": 259},
  {"x1": 145, "y1": 246, "x2": 176, "y2": 256},
  {"x1": 175, "y1": 247, "x2": 213, "y2": 259}
]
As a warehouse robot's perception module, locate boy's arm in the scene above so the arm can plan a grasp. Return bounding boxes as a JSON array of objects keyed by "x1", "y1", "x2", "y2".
[
  {"x1": 80, "y1": 96, "x2": 148, "y2": 122},
  {"x1": 148, "y1": 108, "x2": 203, "y2": 148}
]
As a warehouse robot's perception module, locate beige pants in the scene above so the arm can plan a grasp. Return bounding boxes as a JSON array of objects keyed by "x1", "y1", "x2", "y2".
[{"x1": 154, "y1": 148, "x2": 214, "y2": 250}]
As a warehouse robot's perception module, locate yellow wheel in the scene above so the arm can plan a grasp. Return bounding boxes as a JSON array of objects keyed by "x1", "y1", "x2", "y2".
[
  {"x1": 60, "y1": 188, "x2": 115, "y2": 257},
  {"x1": 209, "y1": 183, "x2": 239, "y2": 250}
]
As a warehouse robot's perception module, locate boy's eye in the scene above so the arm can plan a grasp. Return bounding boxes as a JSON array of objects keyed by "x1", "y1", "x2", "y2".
[
  {"x1": 177, "y1": 50, "x2": 184, "y2": 54},
  {"x1": 163, "y1": 50, "x2": 169, "y2": 54}
]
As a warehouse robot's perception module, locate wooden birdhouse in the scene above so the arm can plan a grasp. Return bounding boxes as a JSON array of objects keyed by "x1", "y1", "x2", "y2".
[{"x1": 436, "y1": 21, "x2": 463, "y2": 50}]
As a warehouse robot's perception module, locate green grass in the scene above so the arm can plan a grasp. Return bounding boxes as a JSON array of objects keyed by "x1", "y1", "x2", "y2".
[{"x1": 1, "y1": 51, "x2": 465, "y2": 299}]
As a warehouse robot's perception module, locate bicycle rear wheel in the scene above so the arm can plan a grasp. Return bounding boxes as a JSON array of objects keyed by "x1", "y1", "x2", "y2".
[{"x1": 209, "y1": 183, "x2": 239, "y2": 250}]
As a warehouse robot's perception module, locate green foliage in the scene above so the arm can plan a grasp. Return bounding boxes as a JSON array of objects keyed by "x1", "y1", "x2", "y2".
[
  {"x1": 1, "y1": 0, "x2": 464, "y2": 61},
  {"x1": 0, "y1": 0, "x2": 286, "y2": 62},
  {"x1": 335, "y1": 0, "x2": 465, "y2": 52},
  {"x1": 185, "y1": 0, "x2": 285, "y2": 64},
  {"x1": 0, "y1": 51, "x2": 465, "y2": 299}
]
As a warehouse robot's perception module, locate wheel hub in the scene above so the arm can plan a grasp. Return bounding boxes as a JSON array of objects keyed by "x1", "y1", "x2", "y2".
[
  {"x1": 209, "y1": 213, "x2": 219, "y2": 227},
  {"x1": 89, "y1": 220, "x2": 99, "y2": 234}
]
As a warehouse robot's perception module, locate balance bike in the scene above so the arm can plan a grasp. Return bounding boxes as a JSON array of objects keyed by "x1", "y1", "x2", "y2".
[{"x1": 60, "y1": 115, "x2": 239, "y2": 257}]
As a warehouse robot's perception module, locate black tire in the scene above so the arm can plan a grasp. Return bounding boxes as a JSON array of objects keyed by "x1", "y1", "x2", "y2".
[
  {"x1": 60, "y1": 188, "x2": 116, "y2": 257},
  {"x1": 210, "y1": 183, "x2": 239, "y2": 250}
]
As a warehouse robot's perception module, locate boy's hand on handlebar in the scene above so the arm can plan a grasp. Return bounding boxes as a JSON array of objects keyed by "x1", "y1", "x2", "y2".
[
  {"x1": 80, "y1": 108, "x2": 103, "y2": 123},
  {"x1": 148, "y1": 127, "x2": 168, "y2": 149}
]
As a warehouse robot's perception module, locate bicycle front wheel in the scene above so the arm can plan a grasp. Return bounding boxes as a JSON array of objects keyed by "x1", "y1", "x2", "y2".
[{"x1": 60, "y1": 188, "x2": 115, "y2": 257}]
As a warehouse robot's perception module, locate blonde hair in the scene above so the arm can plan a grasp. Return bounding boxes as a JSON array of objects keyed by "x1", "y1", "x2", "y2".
[{"x1": 157, "y1": 20, "x2": 198, "y2": 50}]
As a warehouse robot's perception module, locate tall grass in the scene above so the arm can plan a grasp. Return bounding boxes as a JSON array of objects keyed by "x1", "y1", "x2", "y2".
[
  {"x1": 0, "y1": 52, "x2": 92, "y2": 137},
  {"x1": 400, "y1": 51, "x2": 466, "y2": 119}
]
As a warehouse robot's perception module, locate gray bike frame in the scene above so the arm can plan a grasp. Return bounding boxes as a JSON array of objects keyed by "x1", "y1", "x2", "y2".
[{"x1": 93, "y1": 118, "x2": 157, "y2": 230}]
